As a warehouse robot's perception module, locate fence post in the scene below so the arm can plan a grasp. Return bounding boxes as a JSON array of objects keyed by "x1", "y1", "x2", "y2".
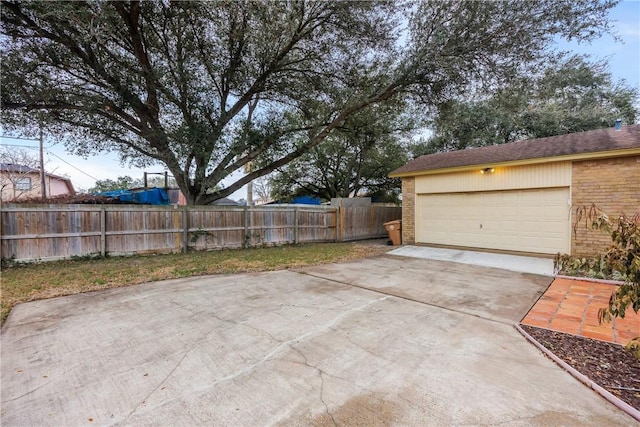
[
  {"x1": 1, "y1": 204, "x2": 399, "y2": 262},
  {"x1": 336, "y1": 206, "x2": 344, "y2": 242},
  {"x1": 369, "y1": 205, "x2": 375, "y2": 239},
  {"x1": 244, "y1": 206, "x2": 250, "y2": 246},
  {"x1": 100, "y1": 206, "x2": 106, "y2": 257},
  {"x1": 293, "y1": 207, "x2": 299, "y2": 244},
  {"x1": 182, "y1": 206, "x2": 188, "y2": 253}
]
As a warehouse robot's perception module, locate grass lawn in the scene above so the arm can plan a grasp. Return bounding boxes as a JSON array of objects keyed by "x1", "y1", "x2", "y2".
[{"x1": 1, "y1": 240, "x2": 391, "y2": 325}]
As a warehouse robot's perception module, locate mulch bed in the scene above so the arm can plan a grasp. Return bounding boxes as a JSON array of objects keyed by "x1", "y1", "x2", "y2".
[{"x1": 521, "y1": 325, "x2": 640, "y2": 411}]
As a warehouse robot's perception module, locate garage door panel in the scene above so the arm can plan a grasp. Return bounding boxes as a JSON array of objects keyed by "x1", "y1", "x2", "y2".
[
  {"x1": 501, "y1": 207, "x2": 519, "y2": 217},
  {"x1": 501, "y1": 220, "x2": 520, "y2": 232},
  {"x1": 544, "y1": 221, "x2": 568, "y2": 232},
  {"x1": 520, "y1": 221, "x2": 543, "y2": 233},
  {"x1": 416, "y1": 188, "x2": 570, "y2": 254},
  {"x1": 543, "y1": 206, "x2": 570, "y2": 217}
]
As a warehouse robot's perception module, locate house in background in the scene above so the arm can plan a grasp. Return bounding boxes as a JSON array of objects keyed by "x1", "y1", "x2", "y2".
[
  {"x1": 0, "y1": 163, "x2": 75, "y2": 202},
  {"x1": 212, "y1": 197, "x2": 239, "y2": 206},
  {"x1": 390, "y1": 125, "x2": 640, "y2": 258}
]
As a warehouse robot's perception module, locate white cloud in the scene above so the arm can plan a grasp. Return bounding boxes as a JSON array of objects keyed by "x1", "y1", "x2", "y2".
[{"x1": 617, "y1": 22, "x2": 640, "y2": 38}]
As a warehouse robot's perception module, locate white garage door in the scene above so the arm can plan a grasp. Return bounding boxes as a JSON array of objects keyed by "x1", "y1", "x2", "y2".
[{"x1": 416, "y1": 188, "x2": 570, "y2": 254}]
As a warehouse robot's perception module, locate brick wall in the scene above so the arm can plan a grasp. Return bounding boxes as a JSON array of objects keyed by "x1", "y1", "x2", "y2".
[
  {"x1": 571, "y1": 156, "x2": 640, "y2": 257},
  {"x1": 401, "y1": 177, "x2": 415, "y2": 244}
]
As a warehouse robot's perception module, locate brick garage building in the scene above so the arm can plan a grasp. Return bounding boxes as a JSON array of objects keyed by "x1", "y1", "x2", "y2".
[{"x1": 390, "y1": 125, "x2": 640, "y2": 257}]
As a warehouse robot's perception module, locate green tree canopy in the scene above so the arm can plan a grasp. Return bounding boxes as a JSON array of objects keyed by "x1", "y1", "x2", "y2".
[
  {"x1": 421, "y1": 55, "x2": 639, "y2": 154},
  {"x1": 87, "y1": 174, "x2": 177, "y2": 193},
  {"x1": 88, "y1": 176, "x2": 138, "y2": 193},
  {"x1": 1, "y1": 0, "x2": 619, "y2": 204},
  {"x1": 270, "y1": 104, "x2": 413, "y2": 202}
]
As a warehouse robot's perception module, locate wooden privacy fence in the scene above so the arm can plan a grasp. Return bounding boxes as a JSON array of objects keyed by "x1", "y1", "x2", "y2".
[{"x1": 1, "y1": 204, "x2": 401, "y2": 262}]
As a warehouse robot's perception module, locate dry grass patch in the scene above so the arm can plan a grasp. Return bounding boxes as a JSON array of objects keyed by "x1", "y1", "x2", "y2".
[{"x1": 1, "y1": 240, "x2": 392, "y2": 325}]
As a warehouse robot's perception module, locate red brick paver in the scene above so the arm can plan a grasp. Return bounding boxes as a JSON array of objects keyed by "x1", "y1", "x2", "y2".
[{"x1": 521, "y1": 277, "x2": 640, "y2": 345}]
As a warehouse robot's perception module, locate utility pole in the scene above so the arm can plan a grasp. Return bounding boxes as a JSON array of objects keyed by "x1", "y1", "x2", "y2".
[
  {"x1": 245, "y1": 96, "x2": 259, "y2": 207},
  {"x1": 39, "y1": 121, "x2": 46, "y2": 198},
  {"x1": 246, "y1": 163, "x2": 254, "y2": 206}
]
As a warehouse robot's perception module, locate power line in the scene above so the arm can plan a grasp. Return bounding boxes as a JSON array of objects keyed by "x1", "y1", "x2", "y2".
[
  {"x1": 45, "y1": 150, "x2": 100, "y2": 181},
  {"x1": 0, "y1": 143, "x2": 40, "y2": 149},
  {"x1": 1, "y1": 140, "x2": 100, "y2": 183},
  {"x1": 2, "y1": 134, "x2": 61, "y2": 149},
  {"x1": 1, "y1": 138, "x2": 140, "y2": 185},
  {"x1": 0, "y1": 135, "x2": 39, "y2": 142}
]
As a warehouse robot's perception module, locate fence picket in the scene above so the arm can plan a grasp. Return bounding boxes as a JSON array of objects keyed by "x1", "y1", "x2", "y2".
[{"x1": 0, "y1": 203, "x2": 400, "y2": 262}]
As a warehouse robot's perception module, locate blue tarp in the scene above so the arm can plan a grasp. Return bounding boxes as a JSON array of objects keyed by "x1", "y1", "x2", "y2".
[
  {"x1": 95, "y1": 188, "x2": 170, "y2": 205},
  {"x1": 292, "y1": 195, "x2": 321, "y2": 205}
]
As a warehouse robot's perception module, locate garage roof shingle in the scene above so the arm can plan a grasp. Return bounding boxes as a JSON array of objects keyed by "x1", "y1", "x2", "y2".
[{"x1": 391, "y1": 125, "x2": 640, "y2": 176}]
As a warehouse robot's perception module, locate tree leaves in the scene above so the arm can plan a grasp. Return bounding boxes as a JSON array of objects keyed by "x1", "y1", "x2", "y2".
[
  {"x1": 269, "y1": 103, "x2": 413, "y2": 202},
  {"x1": 1, "y1": 1, "x2": 620, "y2": 204},
  {"x1": 424, "y1": 55, "x2": 638, "y2": 154}
]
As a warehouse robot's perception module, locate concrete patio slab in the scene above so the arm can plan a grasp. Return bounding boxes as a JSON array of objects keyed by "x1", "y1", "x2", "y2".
[
  {"x1": 1, "y1": 258, "x2": 633, "y2": 426},
  {"x1": 390, "y1": 245, "x2": 555, "y2": 276},
  {"x1": 300, "y1": 256, "x2": 551, "y2": 324}
]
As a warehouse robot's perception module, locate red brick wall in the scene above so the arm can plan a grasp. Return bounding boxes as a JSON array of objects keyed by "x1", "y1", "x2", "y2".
[
  {"x1": 571, "y1": 156, "x2": 640, "y2": 257},
  {"x1": 401, "y1": 178, "x2": 415, "y2": 244}
]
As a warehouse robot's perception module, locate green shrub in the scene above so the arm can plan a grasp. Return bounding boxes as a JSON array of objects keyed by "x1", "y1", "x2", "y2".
[{"x1": 555, "y1": 206, "x2": 640, "y2": 358}]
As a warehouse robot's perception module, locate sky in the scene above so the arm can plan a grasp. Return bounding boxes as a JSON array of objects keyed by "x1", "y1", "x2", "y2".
[{"x1": 1, "y1": 0, "x2": 639, "y2": 198}]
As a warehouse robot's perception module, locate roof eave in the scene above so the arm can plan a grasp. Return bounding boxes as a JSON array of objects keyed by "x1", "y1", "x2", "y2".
[{"x1": 389, "y1": 147, "x2": 640, "y2": 178}]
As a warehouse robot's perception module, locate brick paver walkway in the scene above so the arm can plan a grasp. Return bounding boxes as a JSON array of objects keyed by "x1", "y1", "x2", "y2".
[{"x1": 521, "y1": 277, "x2": 640, "y2": 345}]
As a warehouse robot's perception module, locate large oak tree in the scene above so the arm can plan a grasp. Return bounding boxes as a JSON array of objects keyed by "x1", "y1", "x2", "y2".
[{"x1": 1, "y1": 0, "x2": 617, "y2": 204}]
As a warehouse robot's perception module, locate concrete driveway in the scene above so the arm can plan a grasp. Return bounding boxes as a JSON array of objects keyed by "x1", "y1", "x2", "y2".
[{"x1": 1, "y1": 255, "x2": 633, "y2": 426}]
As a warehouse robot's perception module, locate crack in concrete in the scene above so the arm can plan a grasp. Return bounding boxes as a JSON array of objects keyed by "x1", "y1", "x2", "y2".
[
  {"x1": 324, "y1": 308, "x2": 436, "y2": 359},
  {"x1": 115, "y1": 295, "x2": 389, "y2": 424},
  {"x1": 289, "y1": 345, "x2": 338, "y2": 427},
  {"x1": 318, "y1": 369, "x2": 338, "y2": 427},
  {"x1": 3, "y1": 377, "x2": 55, "y2": 403},
  {"x1": 288, "y1": 346, "x2": 338, "y2": 426},
  {"x1": 201, "y1": 296, "x2": 389, "y2": 386},
  {"x1": 297, "y1": 270, "x2": 514, "y2": 326},
  {"x1": 114, "y1": 308, "x2": 247, "y2": 426},
  {"x1": 285, "y1": 346, "x2": 355, "y2": 389},
  {"x1": 115, "y1": 332, "x2": 204, "y2": 426}
]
